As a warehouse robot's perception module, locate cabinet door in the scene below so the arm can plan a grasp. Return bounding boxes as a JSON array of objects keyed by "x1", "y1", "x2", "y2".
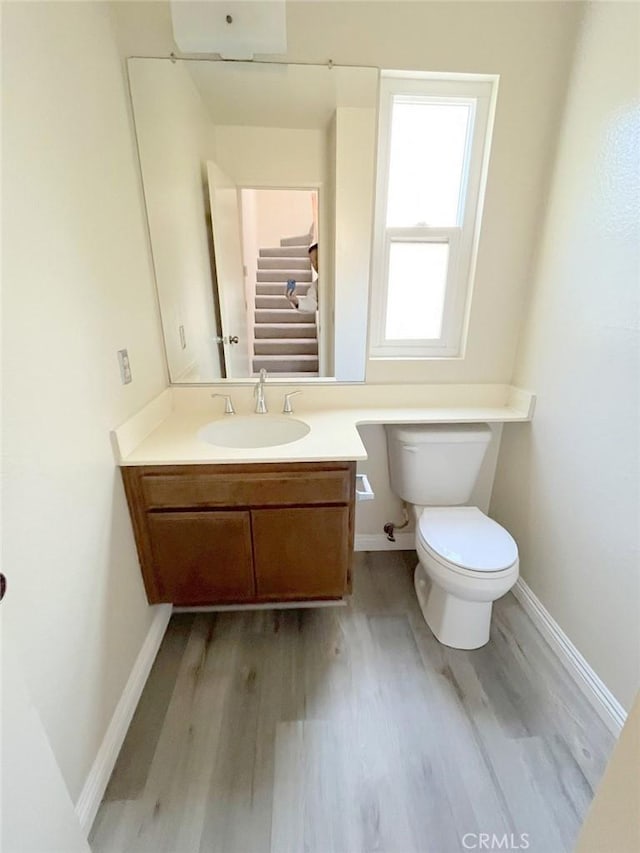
[
  {"x1": 146, "y1": 511, "x2": 254, "y2": 605},
  {"x1": 252, "y1": 506, "x2": 350, "y2": 600}
]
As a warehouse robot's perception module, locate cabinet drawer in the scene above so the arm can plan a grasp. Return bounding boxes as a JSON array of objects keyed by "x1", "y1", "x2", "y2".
[{"x1": 140, "y1": 468, "x2": 352, "y2": 509}]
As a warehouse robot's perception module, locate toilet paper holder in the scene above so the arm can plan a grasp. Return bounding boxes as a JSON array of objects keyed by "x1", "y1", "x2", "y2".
[{"x1": 355, "y1": 473, "x2": 375, "y2": 502}]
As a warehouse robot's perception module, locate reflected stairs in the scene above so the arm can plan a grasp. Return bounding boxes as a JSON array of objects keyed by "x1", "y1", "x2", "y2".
[{"x1": 252, "y1": 233, "x2": 319, "y2": 376}]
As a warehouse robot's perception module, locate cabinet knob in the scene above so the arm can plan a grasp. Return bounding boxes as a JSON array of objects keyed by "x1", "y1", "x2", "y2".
[{"x1": 0, "y1": 573, "x2": 6, "y2": 602}]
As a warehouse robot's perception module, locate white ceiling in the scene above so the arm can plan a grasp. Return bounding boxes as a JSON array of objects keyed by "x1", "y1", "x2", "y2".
[{"x1": 185, "y1": 61, "x2": 378, "y2": 130}]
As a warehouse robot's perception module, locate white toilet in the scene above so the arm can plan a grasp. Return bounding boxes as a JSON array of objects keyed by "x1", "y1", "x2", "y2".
[{"x1": 386, "y1": 423, "x2": 519, "y2": 650}]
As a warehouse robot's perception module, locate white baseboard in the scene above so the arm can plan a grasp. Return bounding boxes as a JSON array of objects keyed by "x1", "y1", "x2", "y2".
[
  {"x1": 512, "y1": 578, "x2": 626, "y2": 737},
  {"x1": 355, "y1": 533, "x2": 416, "y2": 551},
  {"x1": 75, "y1": 604, "x2": 171, "y2": 835}
]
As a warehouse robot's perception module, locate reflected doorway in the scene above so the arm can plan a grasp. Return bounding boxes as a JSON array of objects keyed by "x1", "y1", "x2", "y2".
[{"x1": 239, "y1": 188, "x2": 319, "y2": 377}]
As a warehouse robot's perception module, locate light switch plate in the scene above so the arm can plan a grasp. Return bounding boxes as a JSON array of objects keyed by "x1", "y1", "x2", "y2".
[{"x1": 117, "y1": 349, "x2": 132, "y2": 385}]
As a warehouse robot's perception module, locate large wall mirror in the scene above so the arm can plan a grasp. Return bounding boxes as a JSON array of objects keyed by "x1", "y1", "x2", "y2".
[{"x1": 128, "y1": 58, "x2": 379, "y2": 383}]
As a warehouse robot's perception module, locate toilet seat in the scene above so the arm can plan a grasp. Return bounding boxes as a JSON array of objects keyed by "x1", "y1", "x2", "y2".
[{"x1": 417, "y1": 507, "x2": 518, "y2": 576}]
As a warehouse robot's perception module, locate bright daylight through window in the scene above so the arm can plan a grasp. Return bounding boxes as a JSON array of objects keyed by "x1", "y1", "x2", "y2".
[{"x1": 370, "y1": 74, "x2": 497, "y2": 358}]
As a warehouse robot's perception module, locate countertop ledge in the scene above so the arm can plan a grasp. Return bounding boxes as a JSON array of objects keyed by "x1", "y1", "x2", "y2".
[{"x1": 112, "y1": 385, "x2": 534, "y2": 466}]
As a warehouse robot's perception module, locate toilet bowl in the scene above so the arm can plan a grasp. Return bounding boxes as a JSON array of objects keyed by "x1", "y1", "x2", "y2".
[
  {"x1": 413, "y1": 506, "x2": 518, "y2": 649},
  {"x1": 385, "y1": 423, "x2": 519, "y2": 650}
]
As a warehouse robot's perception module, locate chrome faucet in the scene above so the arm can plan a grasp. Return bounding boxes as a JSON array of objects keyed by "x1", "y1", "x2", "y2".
[{"x1": 254, "y1": 368, "x2": 268, "y2": 414}]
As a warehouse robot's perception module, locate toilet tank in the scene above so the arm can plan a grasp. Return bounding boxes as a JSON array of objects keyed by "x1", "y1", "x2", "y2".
[{"x1": 385, "y1": 423, "x2": 492, "y2": 506}]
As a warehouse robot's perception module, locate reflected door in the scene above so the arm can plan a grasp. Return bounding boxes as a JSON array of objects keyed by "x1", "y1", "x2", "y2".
[{"x1": 207, "y1": 161, "x2": 251, "y2": 378}]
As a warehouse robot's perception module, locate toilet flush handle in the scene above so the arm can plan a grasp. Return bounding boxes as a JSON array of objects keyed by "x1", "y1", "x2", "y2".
[{"x1": 403, "y1": 445, "x2": 418, "y2": 453}]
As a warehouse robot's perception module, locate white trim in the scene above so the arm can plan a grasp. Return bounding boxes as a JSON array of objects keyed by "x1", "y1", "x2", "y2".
[
  {"x1": 355, "y1": 533, "x2": 416, "y2": 552},
  {"x1": 369, "y1": 74, "x2": 497, "y2": 360},
  {"x1": 512, "y1": 578, "x2": 627, "y2": 737},
  {"x1": 75, "y1": 605, "x2": 172, "y2": 834},
  {"x1": 382, "y1": 70, "x2": 499, "y2": 84}
]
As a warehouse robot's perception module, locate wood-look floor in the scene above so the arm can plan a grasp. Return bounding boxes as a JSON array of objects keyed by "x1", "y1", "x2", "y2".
[{"x1": 91, "y1": 552, "x2": 614, "y2": 853}]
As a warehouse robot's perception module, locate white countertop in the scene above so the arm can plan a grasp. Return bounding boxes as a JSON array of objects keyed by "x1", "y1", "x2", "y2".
[{"x1": 113, "y1": 384, "x2": 534, "y2": 466}]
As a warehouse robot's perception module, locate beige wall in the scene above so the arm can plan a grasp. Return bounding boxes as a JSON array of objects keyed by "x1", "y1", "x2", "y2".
[
  {"x1": 128, "y1": 58, "x2": 222, "y2": 382},
  {"x1": 2, "y1": 0, "x2": 168, "y2": 802},
  {"x1": 334, "y1": 107, "x2": 376, "y2": 382},
  {"x1": 491, "y1": 2, "x2": 640, "y2": 710},
  {"x1": 252, "y1": 189, "x2": 315, "y2": 248},
  {"x1": 287, "y1": 1, "x2": 583, "y2": 384},
  {"x1": 110, "y1": 0, "x2": 583, "y2": 385},
  {"x1": 576, "y1": 692, "x2": 640, "y2": 853},
  {"x1": 213, "y1": 125, "x2": 327, "y2": 189}
]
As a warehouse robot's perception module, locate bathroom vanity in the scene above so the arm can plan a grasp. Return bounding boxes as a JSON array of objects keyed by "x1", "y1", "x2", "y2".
[
  {"x1": 113, "y1": 383, "x2": 534, "y2": 609},
  {"x1": 122, "y1": 461, "x2": 355, "y2": 606}
]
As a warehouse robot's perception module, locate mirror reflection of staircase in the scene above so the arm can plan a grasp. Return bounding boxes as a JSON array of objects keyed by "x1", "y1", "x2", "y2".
[{"x1": 252, "y1": 233, "x2": 319, "y2": 376}]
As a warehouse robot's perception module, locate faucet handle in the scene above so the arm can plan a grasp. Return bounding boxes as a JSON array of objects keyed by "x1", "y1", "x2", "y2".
[
  {"x1": 211, "y1": 393, "x2": 235, "y2": 415},
  {"x1": 282, "y1": 390, "x2": 302, "y2": 414}
]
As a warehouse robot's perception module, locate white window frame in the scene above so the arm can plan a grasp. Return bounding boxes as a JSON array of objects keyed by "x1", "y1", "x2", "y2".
[{"x1": 369, "y1": 73, "x2": 498, "y2": 359}]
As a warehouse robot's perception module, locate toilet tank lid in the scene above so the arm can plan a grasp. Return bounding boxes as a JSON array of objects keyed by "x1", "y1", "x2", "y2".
[
  {"x1": 418, "y1": 507, "x2": 518, "y2": 571},
  {"x1": 386, "y1": 423, "x2": 492, "y2": 444}
]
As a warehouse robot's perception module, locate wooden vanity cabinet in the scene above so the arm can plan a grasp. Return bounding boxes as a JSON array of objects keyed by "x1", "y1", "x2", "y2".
[{"x1": 121, "y1": 461, "x2": 356, "y2": 606}]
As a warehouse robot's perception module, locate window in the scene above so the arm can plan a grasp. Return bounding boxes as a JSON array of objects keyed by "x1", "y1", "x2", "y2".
[{"x1": 369, "y1": 73, "x2": 497, "y2": 358}]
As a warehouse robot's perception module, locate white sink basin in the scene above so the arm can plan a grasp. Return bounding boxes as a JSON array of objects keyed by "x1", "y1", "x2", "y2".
[{"x1": 198, "y1": 415, "x2": 310, "y2": 448}]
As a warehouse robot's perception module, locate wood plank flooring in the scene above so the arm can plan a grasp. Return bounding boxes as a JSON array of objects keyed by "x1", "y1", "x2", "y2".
[{"x1": 90, "y1": 552, "x2": 614, "y2": 853}]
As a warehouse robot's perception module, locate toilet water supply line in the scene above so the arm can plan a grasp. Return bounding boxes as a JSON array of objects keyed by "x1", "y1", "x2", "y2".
[{"x1": 383, "y1": 503, "x2": 410, "y2": 542}]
